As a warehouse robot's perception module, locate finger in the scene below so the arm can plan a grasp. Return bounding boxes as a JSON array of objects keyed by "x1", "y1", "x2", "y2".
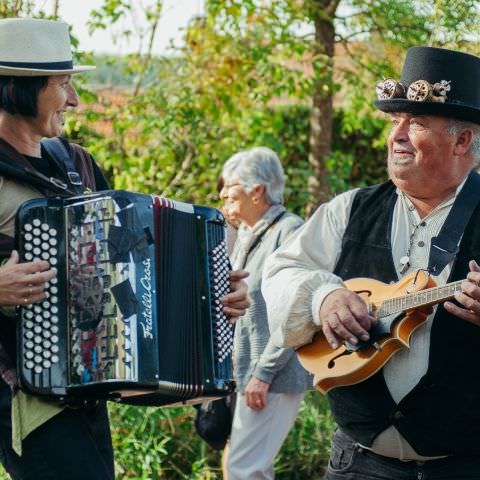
[
  {"x1": 326, "y1": 311, "x2": 360, "y2": 345},
  {"x1": 222, "y1": 306, "x2": 247, "y2": 318},
  {"x1": 336, "y1": 305, "x2": 370, "y2": 342},
  {"x1": 27, "y1": 291, "x2": 47, "y2": 305},
  {"x1": 348, "y1": 297, "x2": 373, "y2": 331},
  {"x1": 19, "y1": 260, "x2": 52, "y2": 275},
  {"x1": 321, "y1": 319, "x2": 342, "y2": 350},
  {"x1": 461, "y1": 279, "x2": 480, "y2": 298},
  {"x1": 222, "y1": 287, "x2": 249, "y2": 304},
  {"x1": 222, "y1": 297, "x2": 250, "y2": 310},
  {"x1": 229, "y1": 270, "x2": 249, "y2": 281},
  {"x1": 245, "y1": 392, "x2": 255, "y2": 409},
  {"x1": 250, "y1": 396, "x2": 263, "y2": 411},
  {"x1": 466, "y1": 272, "x2": 480, "y2": 290},
  {"x1": 5, "y1": 250, "x2": 19, "y2": 266},
  {"x1": 469, "y1": 259, "x2": 480, "y2": 273},
  {"x1": 26, "y1": 268, "x2": 57, "y2": 286},
  {"x1": 444, "y1": 301, "x2": 480, "y2": 326},
  {"x1": 20, "y1": 284, "x2": 44, "y2": 297},
  {"x1": 453, "y1": 291, "x2": 480, "y2": 315}
]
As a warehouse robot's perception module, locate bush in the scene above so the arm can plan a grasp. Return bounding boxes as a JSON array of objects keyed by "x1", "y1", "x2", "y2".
[{"x1": 109, "y1": 390, "x2": 334, "y2": 479}]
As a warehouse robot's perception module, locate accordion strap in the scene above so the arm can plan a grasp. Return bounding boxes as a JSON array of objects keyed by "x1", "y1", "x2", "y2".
[{"x1": 41, "y1": 138, "x2": 84, "y2": 194}]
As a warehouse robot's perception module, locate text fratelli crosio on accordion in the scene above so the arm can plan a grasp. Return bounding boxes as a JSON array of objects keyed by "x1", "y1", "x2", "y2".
[{"x1": 15, "y1": 190, "x2": 235, "y2": 405}]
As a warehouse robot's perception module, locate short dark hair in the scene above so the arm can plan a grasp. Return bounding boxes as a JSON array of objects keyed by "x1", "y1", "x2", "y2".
[{"x1": 0, "y1": 76, "x2": 49, "y2": 117}]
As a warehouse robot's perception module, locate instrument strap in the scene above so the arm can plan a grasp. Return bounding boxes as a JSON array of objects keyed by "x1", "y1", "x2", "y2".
[
  {"x1": 240, "y1": 210, "x2": 286, "y2": 269},
  {"x1": 41, "y1": 137, "x2": 84, "y2": 194},
  {"x1": 428, "y1": 170, "x2": 480, "y2": 275}
]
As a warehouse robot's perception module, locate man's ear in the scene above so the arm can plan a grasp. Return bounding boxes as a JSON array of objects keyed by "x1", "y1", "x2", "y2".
[{"x1": 453, "y1": 128, "x2": 473, "y2": 156}]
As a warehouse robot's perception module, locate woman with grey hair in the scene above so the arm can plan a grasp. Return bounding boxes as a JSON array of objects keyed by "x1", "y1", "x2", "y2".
[{"x1": 221, "y1": 147, "x2": 311, "y2": 480}]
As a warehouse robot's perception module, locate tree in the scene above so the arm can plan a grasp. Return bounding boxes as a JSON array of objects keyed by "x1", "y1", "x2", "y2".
[{"x1": 77, "y1": 0, "x2": 480, "y2": 215}]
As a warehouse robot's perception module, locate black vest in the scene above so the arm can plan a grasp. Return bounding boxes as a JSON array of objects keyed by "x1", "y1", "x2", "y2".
[{"x1": 329, "y1": 180, "x2": 480, "y2": 456}]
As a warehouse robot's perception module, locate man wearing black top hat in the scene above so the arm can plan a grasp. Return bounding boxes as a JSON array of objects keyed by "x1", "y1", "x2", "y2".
[{"x1": 262, "y1": 46, "x2": 480, "y2": 479}]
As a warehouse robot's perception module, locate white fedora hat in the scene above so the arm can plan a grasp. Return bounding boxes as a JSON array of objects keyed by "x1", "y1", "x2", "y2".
[{"x1": 0, "y1": 18, "x2": 95, "y2": 76}]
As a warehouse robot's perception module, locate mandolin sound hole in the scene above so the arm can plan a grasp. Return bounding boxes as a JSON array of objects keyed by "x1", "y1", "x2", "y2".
[{"x1": 327, "y1": 350, "x2": 353, "y2": 369}]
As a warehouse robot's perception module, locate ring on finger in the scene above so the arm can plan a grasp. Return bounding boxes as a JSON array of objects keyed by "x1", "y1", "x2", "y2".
[{"x1": 23, "y1": 297, "x2": 29, "y2": 305}]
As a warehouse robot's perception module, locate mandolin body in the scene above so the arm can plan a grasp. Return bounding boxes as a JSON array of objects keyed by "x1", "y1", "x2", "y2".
[{"x1": 297, "y1": 271, "x2": 437, "y2": 394}]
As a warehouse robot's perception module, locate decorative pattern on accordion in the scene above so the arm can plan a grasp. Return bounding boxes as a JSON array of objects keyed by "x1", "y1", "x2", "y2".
[
  {"x1": 66, "y1": 198, "x2": 136, "y2": 385},
  {"x1": 209, "y1": 239, "x2": 234, "y2": 363}
]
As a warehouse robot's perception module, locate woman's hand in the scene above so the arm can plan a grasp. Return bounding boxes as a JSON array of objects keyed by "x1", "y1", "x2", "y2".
[
  {"x1": 222, "y1": 270, "x2": 250, "y2": 322},
  {"x1": 245, "y1": 376, "x2": 270, "y2": 411},
  {"x1": 0, "y1": 250, "x2": 56, "y2": 306}
]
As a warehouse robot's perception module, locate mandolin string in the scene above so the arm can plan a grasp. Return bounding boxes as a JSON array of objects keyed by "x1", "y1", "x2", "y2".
[{"x1": 376, "y1": 280, "x2": 464, "y2": 317}]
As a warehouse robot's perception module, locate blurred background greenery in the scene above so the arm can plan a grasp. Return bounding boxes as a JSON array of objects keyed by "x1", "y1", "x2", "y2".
[{"x1": 1, "y1": 0, "x2": 480, "y2": 477}]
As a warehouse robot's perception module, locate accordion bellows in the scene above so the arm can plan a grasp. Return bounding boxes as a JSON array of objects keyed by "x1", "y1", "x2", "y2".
[{"x1": 15, "y1": 191, "x2": 235, "y2": 405}]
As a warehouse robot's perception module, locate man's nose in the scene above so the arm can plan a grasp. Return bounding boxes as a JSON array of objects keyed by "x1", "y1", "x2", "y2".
[{"x1": 391, "y1": 119, "x2": 409, "y2": 142}]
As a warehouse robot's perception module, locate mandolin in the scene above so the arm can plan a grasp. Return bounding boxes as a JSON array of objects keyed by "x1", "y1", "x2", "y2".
[{"x1": 296, "y1": 270, "x2": 464, "y2": 394}]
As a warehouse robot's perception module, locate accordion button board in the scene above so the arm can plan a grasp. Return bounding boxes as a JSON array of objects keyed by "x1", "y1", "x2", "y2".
[{"x1": 15, "y1": 191, "x2": 235, "y2": 404}]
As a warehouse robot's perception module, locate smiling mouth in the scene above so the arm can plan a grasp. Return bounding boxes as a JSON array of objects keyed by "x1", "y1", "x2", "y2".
[{"x1": 393, "y1": 148, "x2": 414, "y2": 155}]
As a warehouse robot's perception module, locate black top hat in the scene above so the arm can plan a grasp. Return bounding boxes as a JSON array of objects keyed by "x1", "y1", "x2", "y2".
[{"x1": 376, "y1": 46, "x2": 480, "y2": 125}]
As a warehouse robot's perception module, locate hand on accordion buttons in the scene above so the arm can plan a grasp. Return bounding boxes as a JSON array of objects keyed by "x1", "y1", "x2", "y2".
[
  {"x1": 222, "y1": 269, "x2": 250, "y2": 323},
  {"x1": 0, "y1": 250, "x2": 56, "y2": 306}
]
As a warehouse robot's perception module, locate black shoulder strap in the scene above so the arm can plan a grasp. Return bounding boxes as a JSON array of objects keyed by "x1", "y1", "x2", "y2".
[
  {"x1": 0, "y1": 157, "x2": 70, "y2": 195},
  {"x1": 41, "y1": 138, "x2": 84, "y2": 194},
  {"x1": 428, "y1": 170, "x2": 480, "y2": 275}
]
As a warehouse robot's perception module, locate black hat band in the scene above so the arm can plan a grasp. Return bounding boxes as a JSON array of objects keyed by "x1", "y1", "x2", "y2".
[{"x1": 0, "y1": 60, "x2": 74, "y2": 70}]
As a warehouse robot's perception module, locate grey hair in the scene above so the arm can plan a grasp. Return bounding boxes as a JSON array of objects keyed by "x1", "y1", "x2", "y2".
[
  {"x1": 222, "y1": 147, "x2": 285, "y2": 205},
  {"x1": 447, "y1": 119, "x2": 480, "y2": 167}
]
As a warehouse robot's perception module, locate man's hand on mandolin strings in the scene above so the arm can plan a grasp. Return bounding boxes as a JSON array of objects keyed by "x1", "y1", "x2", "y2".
[{"x1": 319, "y1": 288, "x2": 375, "y2": 350}]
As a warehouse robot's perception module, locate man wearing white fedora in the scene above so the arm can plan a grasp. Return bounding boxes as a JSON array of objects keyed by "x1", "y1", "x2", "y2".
[{"x1": 0, "y1": 17, "x2": 250, "y2": 480}]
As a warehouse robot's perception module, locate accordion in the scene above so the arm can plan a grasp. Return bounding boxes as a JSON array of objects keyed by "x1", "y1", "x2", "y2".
[{"x1": 15, "y1": 190, "x2": 235, "y2": 405}]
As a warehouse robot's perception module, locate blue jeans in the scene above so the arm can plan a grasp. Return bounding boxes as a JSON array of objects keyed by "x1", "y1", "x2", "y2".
[
  {"x1": 326, "y1": 429, "x2": 480, "y2": 480},
  {"x1": 0, "y1": 381, "x2": 114, "y2": 480}
]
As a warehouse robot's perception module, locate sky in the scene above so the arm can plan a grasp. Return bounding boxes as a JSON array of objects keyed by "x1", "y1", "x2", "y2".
[{"x1": 51, "y1": 0, "x2": 205, "y2": 55}]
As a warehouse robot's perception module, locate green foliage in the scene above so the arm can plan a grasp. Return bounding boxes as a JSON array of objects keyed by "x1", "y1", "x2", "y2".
[
  {"x1": 275, "y1": 391, "x2": 335, "y2": 480},
  {"x1": 109, "y1": 403, "x2": 221, "y2": 479},
  {"x1": 327, "y1": 108, "x2": 388, "y2": 193},
  {"x1": 107, "y1": 391, "x2": 334, "y2": 479}
]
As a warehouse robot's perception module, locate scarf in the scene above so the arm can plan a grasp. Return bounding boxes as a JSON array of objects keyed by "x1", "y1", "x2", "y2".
[{"x1": 231, "y1": 204, "x2": 286, "y2": 270}]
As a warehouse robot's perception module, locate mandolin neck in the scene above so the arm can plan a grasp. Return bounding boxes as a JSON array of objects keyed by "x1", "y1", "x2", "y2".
[{"x1": 377, "y1": 280, "x2": 464, "y2": 317}]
